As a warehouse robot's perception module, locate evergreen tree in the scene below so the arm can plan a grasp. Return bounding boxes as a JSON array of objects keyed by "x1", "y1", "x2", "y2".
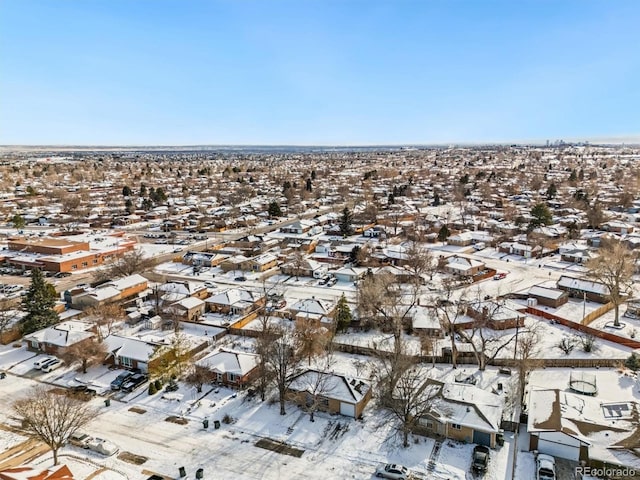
[
  {"x1": 437, "y1": 225, "x2": 450, "y2": 242},
  {"x1": 21, "y1": 269, "x2": 59, "y2": 334},
  {"x1": 122, "y1": 185, "x2": 132, "y2": 197},
  {"x1": 529, "y1": 203, "x2": 553, "y2": 229},
  {"x1": 334, "y1": 294, "x2": 352, "y2": 333},
  {"x1": 11, "y1": 213, "x2": 26, "y2": 230},
  {"x1": 432, "y1": 193, "x2": 440, "y2": 207},
  {"x1": 546, "y1": 182, "x2": 557, "y2": 199},
  {"x1": 305, "y1": 178, "x2": 312, "y2": 192},
  {"x1": 268, "y1": 201, "x2": 282, "y2": 217},
  {"x1": 339, "y1": 207, "x2": 353, "y2": 237}
]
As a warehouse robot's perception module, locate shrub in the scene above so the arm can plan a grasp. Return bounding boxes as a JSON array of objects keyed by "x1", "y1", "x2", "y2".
[
  {"x1": 222, "y1": 413, "x2": 235, "y2": 424},
  {"x1": 148, "y1": 383, "x2": 157, "y2": 395},
  {"x1": 557, "y1": 337, "x2": 576, "y2": 355},
  {"x1": 154, "y1": 379, "x2": 162, "y2": 390},
  {"x1": 625, "y1": 353, "x2": 640, "y2": 372}
]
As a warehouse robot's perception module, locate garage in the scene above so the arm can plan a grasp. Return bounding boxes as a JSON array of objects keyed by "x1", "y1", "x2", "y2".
[
  {"x1": 339, "y1": 402, "x2": 355, "y2": 417},
  {"x1": 473, "y1": 430, "x2": 492, "y2": 447},
  {"x1": 536, "y1": 433, "x2": 581, "y2": 461}
]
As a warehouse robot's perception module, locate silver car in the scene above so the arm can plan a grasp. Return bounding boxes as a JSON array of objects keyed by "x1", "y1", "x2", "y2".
[{"x1": 375, "y1": 464, "x2": 409, "y2": 480}]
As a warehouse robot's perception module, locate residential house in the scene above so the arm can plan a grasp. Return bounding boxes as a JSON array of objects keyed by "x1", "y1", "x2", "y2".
[
  {"x1": 246, "y1": 253, "x2": 278, "y2": 272},
  {"x1": 443, "y1": 255, "x2": 486, "y2": 277},
  {"x1": 24, "y1": 320, "x2": 96, "y2": 356},
  {"x1": 525, "y1": 285, "x2": 569, "y2": 308},
  {"x1": 461, "y1": 300, "x2": 526, "y2": 330},
  {"x1": 288, "y1": 297, "x2": 335, "y2": 322},
  {"x1": 287, "y1": 369, "x2": 372, "y2": 418},
  {"x1": 168, "y1": 296, "x2": 206, "y2": 322},
  {"x1": 528, "y1": 387, "x2": 639, "y2": 466},
  {"x1": 414, "y1": 379, "x2": 504, "y2": 448},
  {"x1": 205, "y1": 288, "x2": 265, "y2": 315},
  {"x1": 196, "y1": 348, "x2": 259, "y2": 388},
  {"x1": 557, "y1": 275, "x2": 611, "y2": 304}
]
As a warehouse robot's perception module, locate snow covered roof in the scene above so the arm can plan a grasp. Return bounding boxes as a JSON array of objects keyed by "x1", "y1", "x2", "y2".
[
  {"x1": 173, "y1": 296, "x2": 205, "y2": 310},
  {"x1": 103, "y1": 334, "x2": 159, "y2": 362},
  {"x1": 196, "y1": 349, "x2": 259, "y2": 376},
  {"x1": 528, "y1": 285, "x2": 566, "y2": 300},
  {"x1": 290, "y1": 297, "x2": 334, "y2": 315},
  {"x1": 425, "y1": 380, "x2": 504, "y2": 433},
  {"x1": 24, "y1": 320, "x2": 95, "y2": 347},
  {"x1": 557, "y1": 275, "x2": 610, "y2": 295},
  {"x1": 206, "y1": 288, "x2": 259, "y2": 306},
  {"x1": 288, "y1": 369, "x2": 371, "y2": 404},
  {"x1": 105, "y1": 274, "x2": 147, "y2": 290}
]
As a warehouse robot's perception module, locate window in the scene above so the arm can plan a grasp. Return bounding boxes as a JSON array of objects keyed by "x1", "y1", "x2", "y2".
[
  {"x1": 120, "y1": 357, "x2": 133, "y2": 368},
  {"x1": 216, "y1": 372, "x2": 223, "y2": 383},
  {"x1": 228, "y1": 373, "x2": 239, "y2": 383},
  {"x1": 81, "y1": 262, "x2": 88, "y2": 268},
  {"x1": 451, "y1": 423, "x2": 462, "y2": 430},
  {"x1": 93, "y1": 259, "x2": 98, "y2": 264},
  {"x1": 71, "y1": 264, "x2": 77, "y2": 270}
]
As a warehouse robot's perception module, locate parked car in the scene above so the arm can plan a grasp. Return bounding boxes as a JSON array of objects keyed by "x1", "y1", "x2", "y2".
[
  {"x1": 326, "y1": 276, "x2": 337, "y2": 287},
  {"x1": 203, "y1": 280, "x2": 217, "y2": 288},
  {"x1": 536, "y1": 454, "x2": 556, "y2": 480},
  {"x1": 110, "y1": 371, "x2": 134, "y2": 390},
  {"x1": 68, "y1": 432, "x2": 93, "y2": 448},
  {"x1": 86, "y1": 437, "x2": 119, "y2": 456},
  {"x1": 34, "y1": 355, "x2": 57, "y2": 369},
  {"x1": 375, "y1": 464, "x2": 409, "y2": 480},
  {"x1": 121, "y1": 373, "x2": 148, "y2": 392},
  {"x1": 41, "y1": 359, "x2": 63, "y2": 373},
  {"x1": 54, "y1": 272, "x2": 72, "y2": 278},
  {"x1": 493, "y1": 272, "x2": 507, "y2": 280},
  {"x1": 69, "y1": 384, "x2": 97, "y2": 396},
  {"x1": 234, "y1": 276, "x2": 247, "y2": 282},
  {"x1": 472, "y1": 445, "x2": 490, "y2": 473}
]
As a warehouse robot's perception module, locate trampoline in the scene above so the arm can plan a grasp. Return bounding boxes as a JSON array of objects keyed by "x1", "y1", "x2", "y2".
[{"x1": 569, "y1": 371, "x2": 598, "y2": 396}]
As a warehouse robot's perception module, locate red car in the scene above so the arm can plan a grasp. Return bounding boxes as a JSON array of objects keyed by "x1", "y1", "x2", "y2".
[{"x1": 493, "y1": 272, "x2": 507, "y2": 280}]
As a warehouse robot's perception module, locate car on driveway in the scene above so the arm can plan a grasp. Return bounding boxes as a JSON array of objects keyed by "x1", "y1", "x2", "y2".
[
  {"x1": 536, "y1": 453, "x2": 556, "y2": 480},
  {"x1": 34, "y1": 355, "x2": 57, "y2": 369},
  {"x1": 472, "y1": 445, "x2": 490, "y2": 473},
  {"x1": 375, "y1": 463, "x2": 409, "y2": 479},
  {"x1": 86, "y1": 437, "x2": 119, "y2": 456},
  {"x1": 493, "y1": 272, "x2": 507, "y2": 280},
  {"x1": 41, "y1": 358, "x2": 63, "y2": 373},
  {"x1": 110, "y1": 371, "x2": 134, "y2": 390},
  {"x1": 69, "y1": 432, "x2": 93, "y2": 448},
  {"x1": 121, "y1": 373, "x2": 148, "y2": 392}
]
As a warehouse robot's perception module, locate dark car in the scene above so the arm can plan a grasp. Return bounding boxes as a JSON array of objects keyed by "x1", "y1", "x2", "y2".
[
  {"x1": 70, "y1": 384, "x2": 97, "y2": 396},
  {"x1": 110, "y1": 371, "x2": 134, "y2": 390},
  {"x1": 234, "y1": 276, "x2": 247, "y2": 282},
  {"x1": 121, "y1": 373, "x2": 148, "y2": 392},
  {"x1": 54, "y1": 272, "x2": 72, "y2": 278},
  {"x1": 472, "y1": 445, "x2": 490, "y2": 473}
]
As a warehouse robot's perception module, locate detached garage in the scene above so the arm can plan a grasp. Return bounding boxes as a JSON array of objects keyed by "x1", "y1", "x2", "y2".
[{"x1": 287, "y1": 369, "x2": 372, "y2": 419}]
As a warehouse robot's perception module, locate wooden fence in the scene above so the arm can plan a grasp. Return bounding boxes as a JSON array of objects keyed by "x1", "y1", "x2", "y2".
[
  {"x1": 525, "y1": 307, "x2": 640, "y2": 349},
  {"x1": 581, "y1": 302, "x2": 614, "y2": 325}
]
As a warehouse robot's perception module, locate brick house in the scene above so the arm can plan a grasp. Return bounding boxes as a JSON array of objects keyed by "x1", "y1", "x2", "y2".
[
  {"x1": 24, "y1": 320, "x2": 96, "y2": 356},
  {"x1": 196, "y1": 349, "x2": 259, "y2": 387}
]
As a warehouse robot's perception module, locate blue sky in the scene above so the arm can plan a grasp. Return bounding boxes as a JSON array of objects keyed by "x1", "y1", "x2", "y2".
[{"x1": 1, "y1": 0, "x2": 639, "y2": 145}]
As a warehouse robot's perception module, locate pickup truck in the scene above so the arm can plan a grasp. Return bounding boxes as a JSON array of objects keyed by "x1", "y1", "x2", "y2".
[{"x1": 472, "y1": 445, "x2": 490, "y2": 473}]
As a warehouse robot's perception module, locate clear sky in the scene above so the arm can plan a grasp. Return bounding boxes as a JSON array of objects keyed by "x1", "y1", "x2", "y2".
[{"x1": 1, "y1": 0, "x2": 639, "y2": 145}]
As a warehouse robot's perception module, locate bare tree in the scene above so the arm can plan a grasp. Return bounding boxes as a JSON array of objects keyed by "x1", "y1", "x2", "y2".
[
  {"x1": 13, "y1": 387, "x2": 96, "y2": 465},
  {"x1": 380, "y1": 356, "x2": 441, "y2": 448},
  {"x1": 295, "y1": 318, "x2": 331, "y2": 366},
  {"x1": 514, "y1": 323, "x2": 543, "y2": 404},
  {"x1": 292, "y1": 354, "x2": 336, "y2": 422},
  {"x1": 84, "y1": 303, "x2": 125, "y2": 340},
  {"x1": 149, "y1": 332, "x2": 192, "y2": 381},
  {"x1": 254, "y1": 278, "x2": 284, "y2": 401},
  {"x1": 404, "y1": 241, "x2": 436, "y2": 285},
  {"x1": 0, "y1": 303, "x2": 19, "y2": 343},
  {"x1": 185, "y1": 364, "x2": 216, "y2": 393},
  {"x1": 432, "y1": 278, "x2": 465, "y2": 369},
  {"x1": 98, "y1": 249, "x2": 157, "y2": 280},
  {"x1": 265, "y1": 325, "x2": 301, "y2": 415},
  {"x1": 61, "y1": 339, "x2": 108, "y2": 374},
  {"x1": 586, "y1": 240, "x2": 635, "y2": 326}
]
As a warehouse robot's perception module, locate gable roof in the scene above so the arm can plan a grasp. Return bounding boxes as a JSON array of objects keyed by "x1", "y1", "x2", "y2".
[
  {"x1": 196, "y1": 349, "x2": 259, "y2": 375},
  {"x1": 288, "y1": 369, "x2": 371, "y2": 404}
]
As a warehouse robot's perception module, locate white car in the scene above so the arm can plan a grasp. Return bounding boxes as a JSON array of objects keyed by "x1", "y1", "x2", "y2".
[
  {"x1": 34, "y1": 355, "x2": 57, "y2": 369},
  {"x1": 41, "y1": 359, "x2": 63, "y2": 373},
  {"x1": 536, "y1": 453, "x2": 556, "y2": 480},
  {"x1": 375, "y1": 463, "x2": 409, "y2": 480},
  {"x1": 86, "y1": 437, "x2": 119, "y2": 456}
]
